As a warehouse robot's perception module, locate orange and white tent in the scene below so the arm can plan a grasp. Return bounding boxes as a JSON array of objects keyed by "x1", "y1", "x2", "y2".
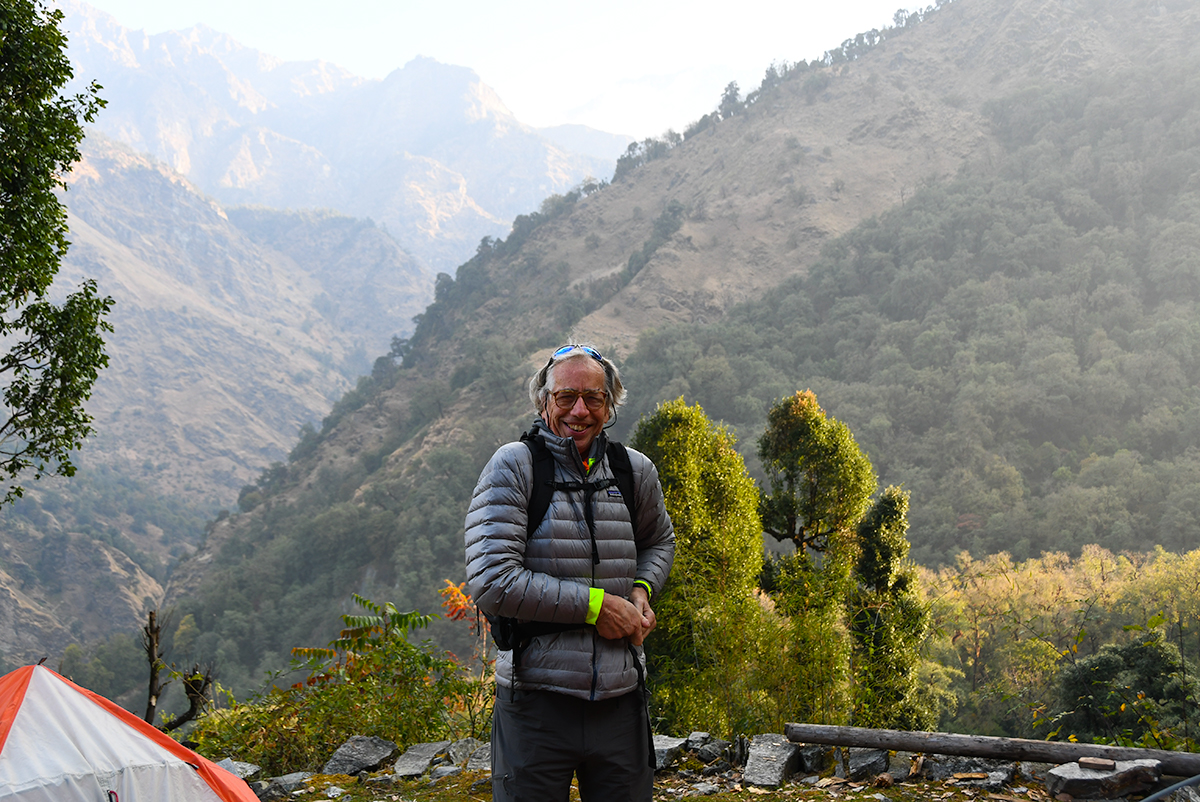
[{"x1": 0, "y1": 664, "x2": 257, "y2": 801}]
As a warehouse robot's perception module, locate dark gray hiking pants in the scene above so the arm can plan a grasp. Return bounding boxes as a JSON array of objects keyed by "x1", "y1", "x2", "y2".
[{"x1": 490, "y1": 686, "x2": 653, "y2": 801}]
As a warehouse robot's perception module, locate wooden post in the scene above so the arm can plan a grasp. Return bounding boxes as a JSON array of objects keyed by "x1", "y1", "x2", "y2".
[{"x1": 784, "y1": 723, "x2": 1200, "y2": 778}]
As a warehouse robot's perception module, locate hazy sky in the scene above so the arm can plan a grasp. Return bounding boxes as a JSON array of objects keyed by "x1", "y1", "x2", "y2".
[{"x1": 80, "y1": 0, "x2": 912, "y2": 138}]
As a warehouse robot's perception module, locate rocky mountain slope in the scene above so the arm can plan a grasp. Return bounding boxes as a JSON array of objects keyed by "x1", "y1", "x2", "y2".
[
  {"x1": 153, "y1": 0, "x2": 1200, "y2": 688},
  {"x1": 0, "y1": 132, "x2": 432, "y2": 665},
  {"x1": 59, "y1": 0, "x2": 616, "y2": 272},
  {"x1": 61, "y1": 134, "x2": 431, "y2": 500}
]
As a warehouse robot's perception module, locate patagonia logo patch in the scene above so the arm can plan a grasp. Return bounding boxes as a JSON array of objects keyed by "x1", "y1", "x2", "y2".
[{"x1": 607, "y1": 489, "x2": 623, "y2": 497}]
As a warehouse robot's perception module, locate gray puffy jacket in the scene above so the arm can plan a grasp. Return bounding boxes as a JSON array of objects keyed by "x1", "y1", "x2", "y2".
[{"x1": 464, "y1": 421, "x2": 674, "y2": 700}]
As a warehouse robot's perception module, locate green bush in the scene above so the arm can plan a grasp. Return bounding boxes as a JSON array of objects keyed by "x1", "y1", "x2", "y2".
[{"x1": 190, "y1": 595, "x2": 464, "y2": 774}]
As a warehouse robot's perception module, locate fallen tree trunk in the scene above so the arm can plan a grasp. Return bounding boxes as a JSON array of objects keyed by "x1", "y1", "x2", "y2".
[{"x1": 784, "y1": 723, "x2": 1200, "y2": 778}]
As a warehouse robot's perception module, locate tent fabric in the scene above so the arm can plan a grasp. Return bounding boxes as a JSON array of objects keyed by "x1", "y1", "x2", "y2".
[{"x1": 0, "y1": 665, "x2": 257, "y2": 802}]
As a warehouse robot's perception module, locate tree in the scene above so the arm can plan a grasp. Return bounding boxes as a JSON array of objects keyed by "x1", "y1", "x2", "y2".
[
  {"x1": 757, "y1": 391, "x2": 876, "y2": 555},
  {"x1": 719, "y1": 81, "x2": 741, "y2": 120},
  {"x1": 850, "y1": 486, "x2": 937, "y2": 729},
  {"x1": 0, "y1": 0, "x2": 111, "y2": 505},
  {"x1": 1053, "y1": 626, "x2": 1200, "y2": 748},
  {"x1": 630, "y1": 398, "x2": 773, "y2": 735}
]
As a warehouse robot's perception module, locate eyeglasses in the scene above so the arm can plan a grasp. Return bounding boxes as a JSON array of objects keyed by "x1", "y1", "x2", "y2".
[
  {"x1": 549, "y1": 390, "x2": 608, "y2": 410},
  {"x1": 549, "y1": 344, "x2": 603, "y2": 364}
]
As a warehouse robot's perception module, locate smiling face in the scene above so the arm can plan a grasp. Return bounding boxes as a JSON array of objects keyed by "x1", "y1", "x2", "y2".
[{"x1": 541, "y1": 356, "x2": 610, "y2": 456}]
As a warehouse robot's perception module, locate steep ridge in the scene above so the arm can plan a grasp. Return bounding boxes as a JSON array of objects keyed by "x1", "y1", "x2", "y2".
[
  {"x1": 61, "y1": 134, "x2": 431, "y2": 501},
  {"x1": 0, "y1": 134, "x2": 431, "y2": 666},
  {"x1": 150, "y1": 0, "x2": 1200, "y2": 690},
  {"x1": 59, "y1": 0, "x2": 616, "y2": 272}
]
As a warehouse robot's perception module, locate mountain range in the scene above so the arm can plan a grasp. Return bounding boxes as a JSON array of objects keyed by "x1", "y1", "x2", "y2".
[
  {"x1": 59, "y1": 0, "x2": 626, "y2": 273},
  {"x1": 0, "y1": 2, "x2": 632, "y2": 666}
]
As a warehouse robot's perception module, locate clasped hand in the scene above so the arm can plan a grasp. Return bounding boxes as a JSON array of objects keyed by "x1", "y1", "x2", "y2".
[{"x1": 595, "y1": 586, "x2": 656, "y2": 645}]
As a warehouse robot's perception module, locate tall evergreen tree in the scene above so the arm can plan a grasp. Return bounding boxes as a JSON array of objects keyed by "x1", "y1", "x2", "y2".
[
  {"x1": 631, "y1": 398, "x2": 771, "y2": 735},
  {"x1": 850, "y1": 486, "x2": 935, "y2": 729}
]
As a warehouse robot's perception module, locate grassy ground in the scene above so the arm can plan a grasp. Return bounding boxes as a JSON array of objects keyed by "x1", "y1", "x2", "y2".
[{"x1": 292, "y1": 769, "x2": 1056, "y2": 802}]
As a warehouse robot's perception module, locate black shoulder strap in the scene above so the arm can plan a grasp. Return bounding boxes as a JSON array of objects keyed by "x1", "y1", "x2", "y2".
[
  {"x1": 606, "y1": 441, "x2": 639, "y2": 532},
  {"x1": 520, "y1": 429, "x2": 556, "y2": 537}
]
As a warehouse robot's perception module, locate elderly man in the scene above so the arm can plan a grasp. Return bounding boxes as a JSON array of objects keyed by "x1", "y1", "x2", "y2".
[{"x1": 465, "y1": 343, "x2": 675, "y2": 801}]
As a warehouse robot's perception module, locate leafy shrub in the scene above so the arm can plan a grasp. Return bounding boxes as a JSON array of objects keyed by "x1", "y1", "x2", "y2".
[{"x1": 189, "y1": 595, "x2": 463, "y2": 774}]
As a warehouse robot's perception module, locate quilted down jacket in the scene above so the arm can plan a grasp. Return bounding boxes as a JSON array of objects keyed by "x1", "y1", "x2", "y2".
[{"x1": 464, "y1": 420, "x2": 675, "y2": 700}]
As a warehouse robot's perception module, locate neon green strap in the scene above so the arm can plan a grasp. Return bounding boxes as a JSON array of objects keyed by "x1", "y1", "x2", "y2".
[
  {"x1": 586, "y1": 587, "x2": 605, "y2": 625},
  {"x1": 634, "y1": 579, "x2": 652, "y2": 599}
]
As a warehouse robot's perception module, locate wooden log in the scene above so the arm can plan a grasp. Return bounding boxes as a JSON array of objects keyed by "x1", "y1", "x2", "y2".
[{"x1": 784, "y1": 723, "x2": 1200, "y2": 778}]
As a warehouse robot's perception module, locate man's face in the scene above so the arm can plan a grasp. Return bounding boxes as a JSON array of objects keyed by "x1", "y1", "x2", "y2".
[{"x1": 542, "y1": 357, "x2": 610, "y2": 456}]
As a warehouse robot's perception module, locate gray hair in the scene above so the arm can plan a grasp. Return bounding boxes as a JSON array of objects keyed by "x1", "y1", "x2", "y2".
[{"x1": 528, "y1": 343, "x2": 626, "y2": 421}]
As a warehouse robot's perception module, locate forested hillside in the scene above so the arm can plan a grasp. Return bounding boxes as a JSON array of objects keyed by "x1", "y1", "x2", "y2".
[
  {"x1": 618, "y1": 53, "x2": 1200, "y2": 565},
  {"x1": 56, "y1": 0, "x2": 1200, "y2": 702}
]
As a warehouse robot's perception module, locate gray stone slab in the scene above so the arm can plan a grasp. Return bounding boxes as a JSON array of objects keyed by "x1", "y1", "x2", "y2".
[
  {"x1": 1046, "y1": 758, "x2": 1161, "y2": 799},
  {"x1": 430, "y1": 765, "x2": 462, "y2": 782},
  {"x1": 392, "y1": 740, "x2": 451, "y2": 777},
  {"x1": 847, "y1": 748, "x2": 889, "y2": 782},
  {"x1": 696, "y1": 739, "x2": 730, "y2": 764},
  {"x1": 466, "y1": 743, "x2": 491, "y2": 771},
  {"x1": 686, "y1": 731, "x2": 712, "y2": 751},
  {"x1": 216, "y1": 757, "x2": 261, "y2": 779},
  {"x1": 449, "y1": 737, "x2": 485, "y2": 765},
  {"x1": 743, "y1": 733, "x2": 802, "y2": 788},
  {"x1": 922, "y1": 754, "x2": 1016, "y2": 785},
  {"x1": 272, "y1": 771, "x2": 312, "y2": 792},
  {"x1": 653, "y1": 735, "x2": 688, "y2": 770},
  {"x1": 322, "y1": 735, "x2": 399, "y2": 775},
  {"x1": 887, "y1": 751, "x2": 917, "y2": 780},
  {"x1": 799, "y1": 743, "x2": 833, "y2": 774}
]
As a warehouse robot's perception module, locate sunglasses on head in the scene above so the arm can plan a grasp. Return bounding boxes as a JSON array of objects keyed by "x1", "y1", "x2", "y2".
[{"x1": 547, "y1": 344, "x2": 604, "y2": 365}]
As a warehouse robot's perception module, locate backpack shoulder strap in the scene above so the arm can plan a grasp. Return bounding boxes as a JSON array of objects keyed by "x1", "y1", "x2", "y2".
[
  {"x1": 520, "y1": 429, "x2": 556, "y2": 537},
  {"x1": 605, "y1": 440, "x2": 638, "y2": 531}
]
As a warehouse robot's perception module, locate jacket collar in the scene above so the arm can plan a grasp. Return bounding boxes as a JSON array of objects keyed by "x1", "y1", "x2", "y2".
[{"x1": 530, "y1": 418, "x2": 607, "y2": 478}]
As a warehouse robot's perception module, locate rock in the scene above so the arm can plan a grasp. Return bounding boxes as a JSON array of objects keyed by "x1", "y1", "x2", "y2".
[
  {"x1": 272, "y1": 771, "x2": 312, "y2": 792},
  {"x1": 696, "y1": 739, "x2": 730, "y2": 764},
  {"x1": 1166, "y1": 785, "x2": 1200, "y2": 802},
  {"x1": 449, "y1": 737, "x2": 485, "y2": 765},
  {"x1": 1046, "y1": 758, "x2": 1162, "y2": 799},
  {"x1": 653, "y1": 735, "x2": 688, "y2": 770},
  {"x1": 392, "y1": 740, "x2": 451, "y2": 778},
  {"x1": 470, "y1": 776, "x2": 493, "y2": 794},
  {"x1": 323, "y1": 785, "x2": 346, "y2": 797},
  {"x1": 467, "y1": 743, "x2": 491, "y2": 771},
  {"x1": 921, "y1": 754, "x2": 1016, "y2": 788},
  {"x1": 847, "y1": 749, "x2": 890, "y2": 782},
  {"x1": 743, "y1": 733, "x2": 802, "y2": 788},
  {"x1": 216, "y1": 757, "x2": 261, "y2": 780},
  {"x1": 732, "y1": 735, "x2": 750, "y2": 767},
  {"x1": 887, "y1": 751, "x2": 918, "y2": 780},
  {"x1": 322, "y1": 735, "x2": 399, "y2": 776},
  {"x1": 430, "y1": 765, "x2": 462, "y2": 782},
  {"x1": 247, "y1": 780, "x2": 279, "y2": 801},
  {"x1": 1019, "y1": 762, "x2": 1054, "y2": 783},
  {"x1": 691, "y1": 781, "x2": 722, "y2": 795},
  {"x1": 799, "y1": 744, "x2": 833, "y2": 774},
  {"x1": 701, "y1": 761, "x2": 731, "y2": 776},
  {"x1": 687, "y1": 732, "x2": 712, "y2": 751}
]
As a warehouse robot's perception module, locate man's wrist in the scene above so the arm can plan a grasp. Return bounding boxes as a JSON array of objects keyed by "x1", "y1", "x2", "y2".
[
  {"x1": 633, "y1": 579, "x2": 652, "y2": 600},
  {"x1": 586, "y1": 587, "x2": 605, "y2": 624}
]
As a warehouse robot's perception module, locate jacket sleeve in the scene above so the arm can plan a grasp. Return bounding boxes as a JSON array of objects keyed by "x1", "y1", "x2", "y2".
[
  {"x1": 464, "y1": 442, "x2": 592, "y2": 623},
  {"x1": 628, "y1": 447, "x2": 675, "y2": 597}
]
